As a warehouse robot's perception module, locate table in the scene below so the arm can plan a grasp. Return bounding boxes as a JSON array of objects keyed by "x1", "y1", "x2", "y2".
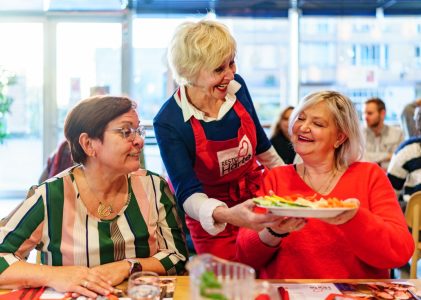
[
  {"x1": 172, "y1": 276, "x2": 421, "y2": 300},
  {"x1": 1, "y1": 277, "x2": 419, "y2": 300}
]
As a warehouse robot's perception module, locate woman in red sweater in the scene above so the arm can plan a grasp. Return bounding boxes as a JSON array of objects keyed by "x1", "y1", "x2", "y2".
[{"x1": 236, "y1": 91, "x2": 414, "y2": 279}]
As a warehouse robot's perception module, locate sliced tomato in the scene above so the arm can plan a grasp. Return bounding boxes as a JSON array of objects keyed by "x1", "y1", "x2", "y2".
[
  {"x1": 255, "y1": 294, "x2": 271, "y2": 300},
  {"x1": 253, "y1": 206, "x2": 268, "y2": 214}
]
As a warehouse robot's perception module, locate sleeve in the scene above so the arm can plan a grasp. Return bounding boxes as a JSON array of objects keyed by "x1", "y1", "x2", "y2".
[
  {"x1": 236, "y1": 228, "x2": 279, "y2": 270},
  {"x1": 151, "y1": 175, "x2": 189, "y2": 275},
  {"x1": 183, "y1": 193, "x2": 227, "y2": 235},
  {"x1": 336, "y1": 165, "x2": 414, "y2": 269},
  {"x1": 387, "y1": 150, "x2": 407, "y2": 196},
  {"x1": 236, "y1": 168, "x2": 285, "y2": 268},
  {"x1": 154, "y1": 104, "x2": 233, "y2": 235},
  {"x1": 153, "y1": 112, "x2": 204, "y2": 207},
  {"x1": 0, "y1": 187, "x2": 45, "y2": 274}
]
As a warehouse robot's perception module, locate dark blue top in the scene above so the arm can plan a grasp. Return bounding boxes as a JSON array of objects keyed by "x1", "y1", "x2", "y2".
[{"x1": 153, "y1": 74, "x2": 271, "y2": 208}]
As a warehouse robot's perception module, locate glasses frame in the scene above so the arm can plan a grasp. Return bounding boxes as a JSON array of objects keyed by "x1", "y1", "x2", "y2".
[{"x1": 108, "y1": 126, "x2": 146, "y2": 142}]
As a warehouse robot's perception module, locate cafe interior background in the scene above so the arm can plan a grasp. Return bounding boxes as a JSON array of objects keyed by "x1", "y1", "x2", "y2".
[{"x1": 0, "y1": 0, "x2": 420, "y2": 276}]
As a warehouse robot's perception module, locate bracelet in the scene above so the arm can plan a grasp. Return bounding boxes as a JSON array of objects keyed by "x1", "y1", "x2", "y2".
[{"x1": 266, "y1": 227, "x2": 290, "y2": 238}]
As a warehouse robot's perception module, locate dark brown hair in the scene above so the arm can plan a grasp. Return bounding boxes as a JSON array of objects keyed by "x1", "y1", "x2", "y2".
[
  {"x1": 64, "y1": 95, "x2": 135, "y2": 164},
  {"x1": 365, "y1": 97, "x2": 385, "y2": 112}
]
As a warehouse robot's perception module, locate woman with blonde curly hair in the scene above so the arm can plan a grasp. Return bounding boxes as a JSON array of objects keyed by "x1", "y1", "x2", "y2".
[{"x1": 154, "y1": 19, "x2": 284, "y2": 260}]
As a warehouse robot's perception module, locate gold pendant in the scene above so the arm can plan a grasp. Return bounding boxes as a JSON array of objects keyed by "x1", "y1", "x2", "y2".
[{"x1": 97, "y1": 202, "x2": 112, "y2": 218}]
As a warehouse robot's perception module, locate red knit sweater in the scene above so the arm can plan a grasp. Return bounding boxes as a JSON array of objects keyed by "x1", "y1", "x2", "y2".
[{"x1": 236, "y1": 162, "x2": 414, "y2": 279}]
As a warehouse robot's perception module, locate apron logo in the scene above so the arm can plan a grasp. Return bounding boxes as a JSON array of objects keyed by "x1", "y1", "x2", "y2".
[
  {"x1": 217, "y1": 135, "x2": 253, "y2": 176},
  {"x1": 238, "y1": 140, "x2": 249, "y2": 157}
]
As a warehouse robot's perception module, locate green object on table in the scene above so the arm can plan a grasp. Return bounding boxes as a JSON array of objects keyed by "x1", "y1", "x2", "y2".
[{"x1": 199, "y1": 271, "x2": 228, "y2": 300}]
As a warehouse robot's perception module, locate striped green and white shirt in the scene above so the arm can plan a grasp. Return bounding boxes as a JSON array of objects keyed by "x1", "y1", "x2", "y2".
[{"x1": 0, "y1": 166, "x2": 188, "y2": 275}]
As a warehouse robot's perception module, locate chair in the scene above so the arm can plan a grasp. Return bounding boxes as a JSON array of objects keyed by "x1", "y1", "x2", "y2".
[{"x1": 405, "y1": 191, "x2": 421, "y2": 278}]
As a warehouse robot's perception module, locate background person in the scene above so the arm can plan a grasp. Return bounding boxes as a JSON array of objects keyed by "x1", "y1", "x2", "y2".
[
  {"x1": 38, "y1": 140, "x2": 74, "y2": 183},
  {"x1": 362, "y1": 97, "x2": 404, "y2": 171},
  {"x1": 400, "y1": 98, "x2": 421, "y2": 139},
  {"x1": 236, "y1": 91, "x2": 414, "y2": 279},
  {"x1": 269, "y1": 106, "x2": 296, "y2": 164},
  {"x1": 0, "y1": 96, "x2": 188, "y2": 297},
  {"x1": 388, "y1": 106, "x2": 421, "y2": 212},
  {"x1": 153, "y1": 19, "x2": 284, "y2": 260}
]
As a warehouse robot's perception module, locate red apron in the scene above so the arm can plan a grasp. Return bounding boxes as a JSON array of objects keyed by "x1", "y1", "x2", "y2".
[{"x1": 180, "y1": 90, "x2": 264, "y2": 260}]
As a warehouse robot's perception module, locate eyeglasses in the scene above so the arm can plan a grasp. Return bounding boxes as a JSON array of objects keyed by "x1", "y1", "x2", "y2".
[{"x1": 108, "y1": 126, "x2": 146, "y2": 141}]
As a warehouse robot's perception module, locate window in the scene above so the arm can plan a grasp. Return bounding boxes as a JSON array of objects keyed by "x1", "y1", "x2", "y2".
[
  {"x1": 301, "y1": 42, "x2": 335, "y2": 67},
  {"x1": 416, "y1": 46, "x2": 421, "y2": 67},
  {"x1": 56, "y1": 22, "x2": 122, "y2": 141},
  {"x1": 0, "y1": 22, "x2": 43, "y2": 192},
  {"x1": 351, "y1": 44, "x2": 388, "y2": 68}
]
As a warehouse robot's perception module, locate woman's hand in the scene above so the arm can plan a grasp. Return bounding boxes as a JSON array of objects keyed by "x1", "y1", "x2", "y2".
[
  {"x1": 268, "y1": 216, "x2": 307, "y2": 235},
  {"x1": 213, "y1": 199, "x2": 285, "y2": 231},
  {"x1": 320, "y1": 199, "x2": 360, "y2": 225},
  {"x1": 90, "y1": 261, "x2": 129, "y2": 286},
  {"x1": 259, "y1": 217, "x2": 306, "y2": 246},
  {"x1": 47, "y1": 265, "x2": 114, "y2": 298}
]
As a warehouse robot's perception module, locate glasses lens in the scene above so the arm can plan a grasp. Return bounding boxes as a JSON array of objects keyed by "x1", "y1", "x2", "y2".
[{"x1": 132, "y1": 126, "x2": 146, "y2": 140}]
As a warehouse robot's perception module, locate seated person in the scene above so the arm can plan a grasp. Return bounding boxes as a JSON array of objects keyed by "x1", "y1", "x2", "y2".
[
  {"x1": 38, "y1": 140, "x2": 74, "y2": 183},
  {"x1": 0, "y1": 95, "x2": 188, "y2": 297},
  {"x1": 400, "y1": 98, "x2": 421, "y2": 139},
  {"x1": 362, "y1": 97, "x2": 404, "y2": 171},
  {"x1": 270, "y1": 106, "x2": 296, "y2": 164},
  {"x1": 388, "y1": 106, "x2": 421, "y2": 212},
  {"x1": 236, "y1": 91, "x2": 414, "y2": 279}
]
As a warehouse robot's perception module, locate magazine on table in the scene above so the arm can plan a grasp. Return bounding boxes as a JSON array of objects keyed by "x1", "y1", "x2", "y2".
[{"x1": 272, "y1": 281, "x2": 420, "y2": 300}]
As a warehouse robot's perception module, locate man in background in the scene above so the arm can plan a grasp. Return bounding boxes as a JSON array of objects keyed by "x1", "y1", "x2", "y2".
[
  {"x1": 362, "y1": 97, "x2": 404, "y2": 171},
  {"x1": 387, "y1": 106, "x2": 421, "y2": 211}
]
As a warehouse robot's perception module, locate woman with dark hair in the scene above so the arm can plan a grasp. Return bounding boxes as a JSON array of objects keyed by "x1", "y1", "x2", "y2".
[
  {"x1": 270, "y1": 106, "x2": 296, "y2": 164},
  {"x1": 0, "y1": 95, "x2": 188, "y2": 297}
]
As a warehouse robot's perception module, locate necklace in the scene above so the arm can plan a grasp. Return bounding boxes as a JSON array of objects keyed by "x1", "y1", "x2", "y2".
[
  {"x1": 82, "y1": 169, "x2": 128, "y2": 218},
  {"x1": 303, "y1": 166, "x2": 337, "y2": 195}
]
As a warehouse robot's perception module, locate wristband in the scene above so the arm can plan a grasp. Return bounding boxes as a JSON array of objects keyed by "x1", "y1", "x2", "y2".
[{"x1": 266, "y1": 227, "x2": 290, "y2": 238}]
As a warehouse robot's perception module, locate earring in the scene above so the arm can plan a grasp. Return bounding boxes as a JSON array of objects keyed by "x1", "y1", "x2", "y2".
[{"x1": 334, "y1": 142, "x2": 340, "y2": 149}]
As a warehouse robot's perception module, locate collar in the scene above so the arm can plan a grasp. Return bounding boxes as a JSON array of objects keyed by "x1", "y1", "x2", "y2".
[{"x1": 174, "y1": 79, "x2": 241, "y2": 122}]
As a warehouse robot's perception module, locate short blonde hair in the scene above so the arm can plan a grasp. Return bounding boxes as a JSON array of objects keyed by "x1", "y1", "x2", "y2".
[
  {"x1": 167, "y1": 19, "x2": 237, "y2": 85},
  {"x1": 289, "y1": 91, "x2": 364, "y2": 169}
]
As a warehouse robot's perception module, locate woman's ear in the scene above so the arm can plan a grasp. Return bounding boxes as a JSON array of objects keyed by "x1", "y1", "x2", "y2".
[
  {"x1": 334, "y1": 132, "x2": 347, "y2": 149},
  {"x1": 79, "y1": 133, "x2": 96, "y2": 157}
]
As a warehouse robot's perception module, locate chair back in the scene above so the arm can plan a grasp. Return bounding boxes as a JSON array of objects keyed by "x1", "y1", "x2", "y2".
[
  {"x1": 405, "y1": 191, "x2": 421, "y2": 231},
  {"x1": 405, "y1": 191, "x2": 421, "y2": 278}
]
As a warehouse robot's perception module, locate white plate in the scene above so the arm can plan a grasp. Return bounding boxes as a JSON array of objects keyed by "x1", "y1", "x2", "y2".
[{"x1": 256, "y1": 205, "x2": 356, "y2": 218}]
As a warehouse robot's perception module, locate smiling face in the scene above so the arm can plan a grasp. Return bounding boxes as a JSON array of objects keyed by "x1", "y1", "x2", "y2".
[
  {"x1": 291, "y1": 102, "x2": 344, "y2": 161},
  {"x1": 191, "y1": 57, "x2": 236, "y2": 101},
  {"x1": 91, "y1": 109, "x2": 143, "y2": 174}
]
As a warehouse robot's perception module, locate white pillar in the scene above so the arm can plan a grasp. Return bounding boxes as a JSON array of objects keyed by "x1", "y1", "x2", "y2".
[
  {"x1": 121, "y1": 9, "x2": 134, "y2": 97},
  {"x1": 288, "y1": 7, "x2": 301, "y2": 106}
]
